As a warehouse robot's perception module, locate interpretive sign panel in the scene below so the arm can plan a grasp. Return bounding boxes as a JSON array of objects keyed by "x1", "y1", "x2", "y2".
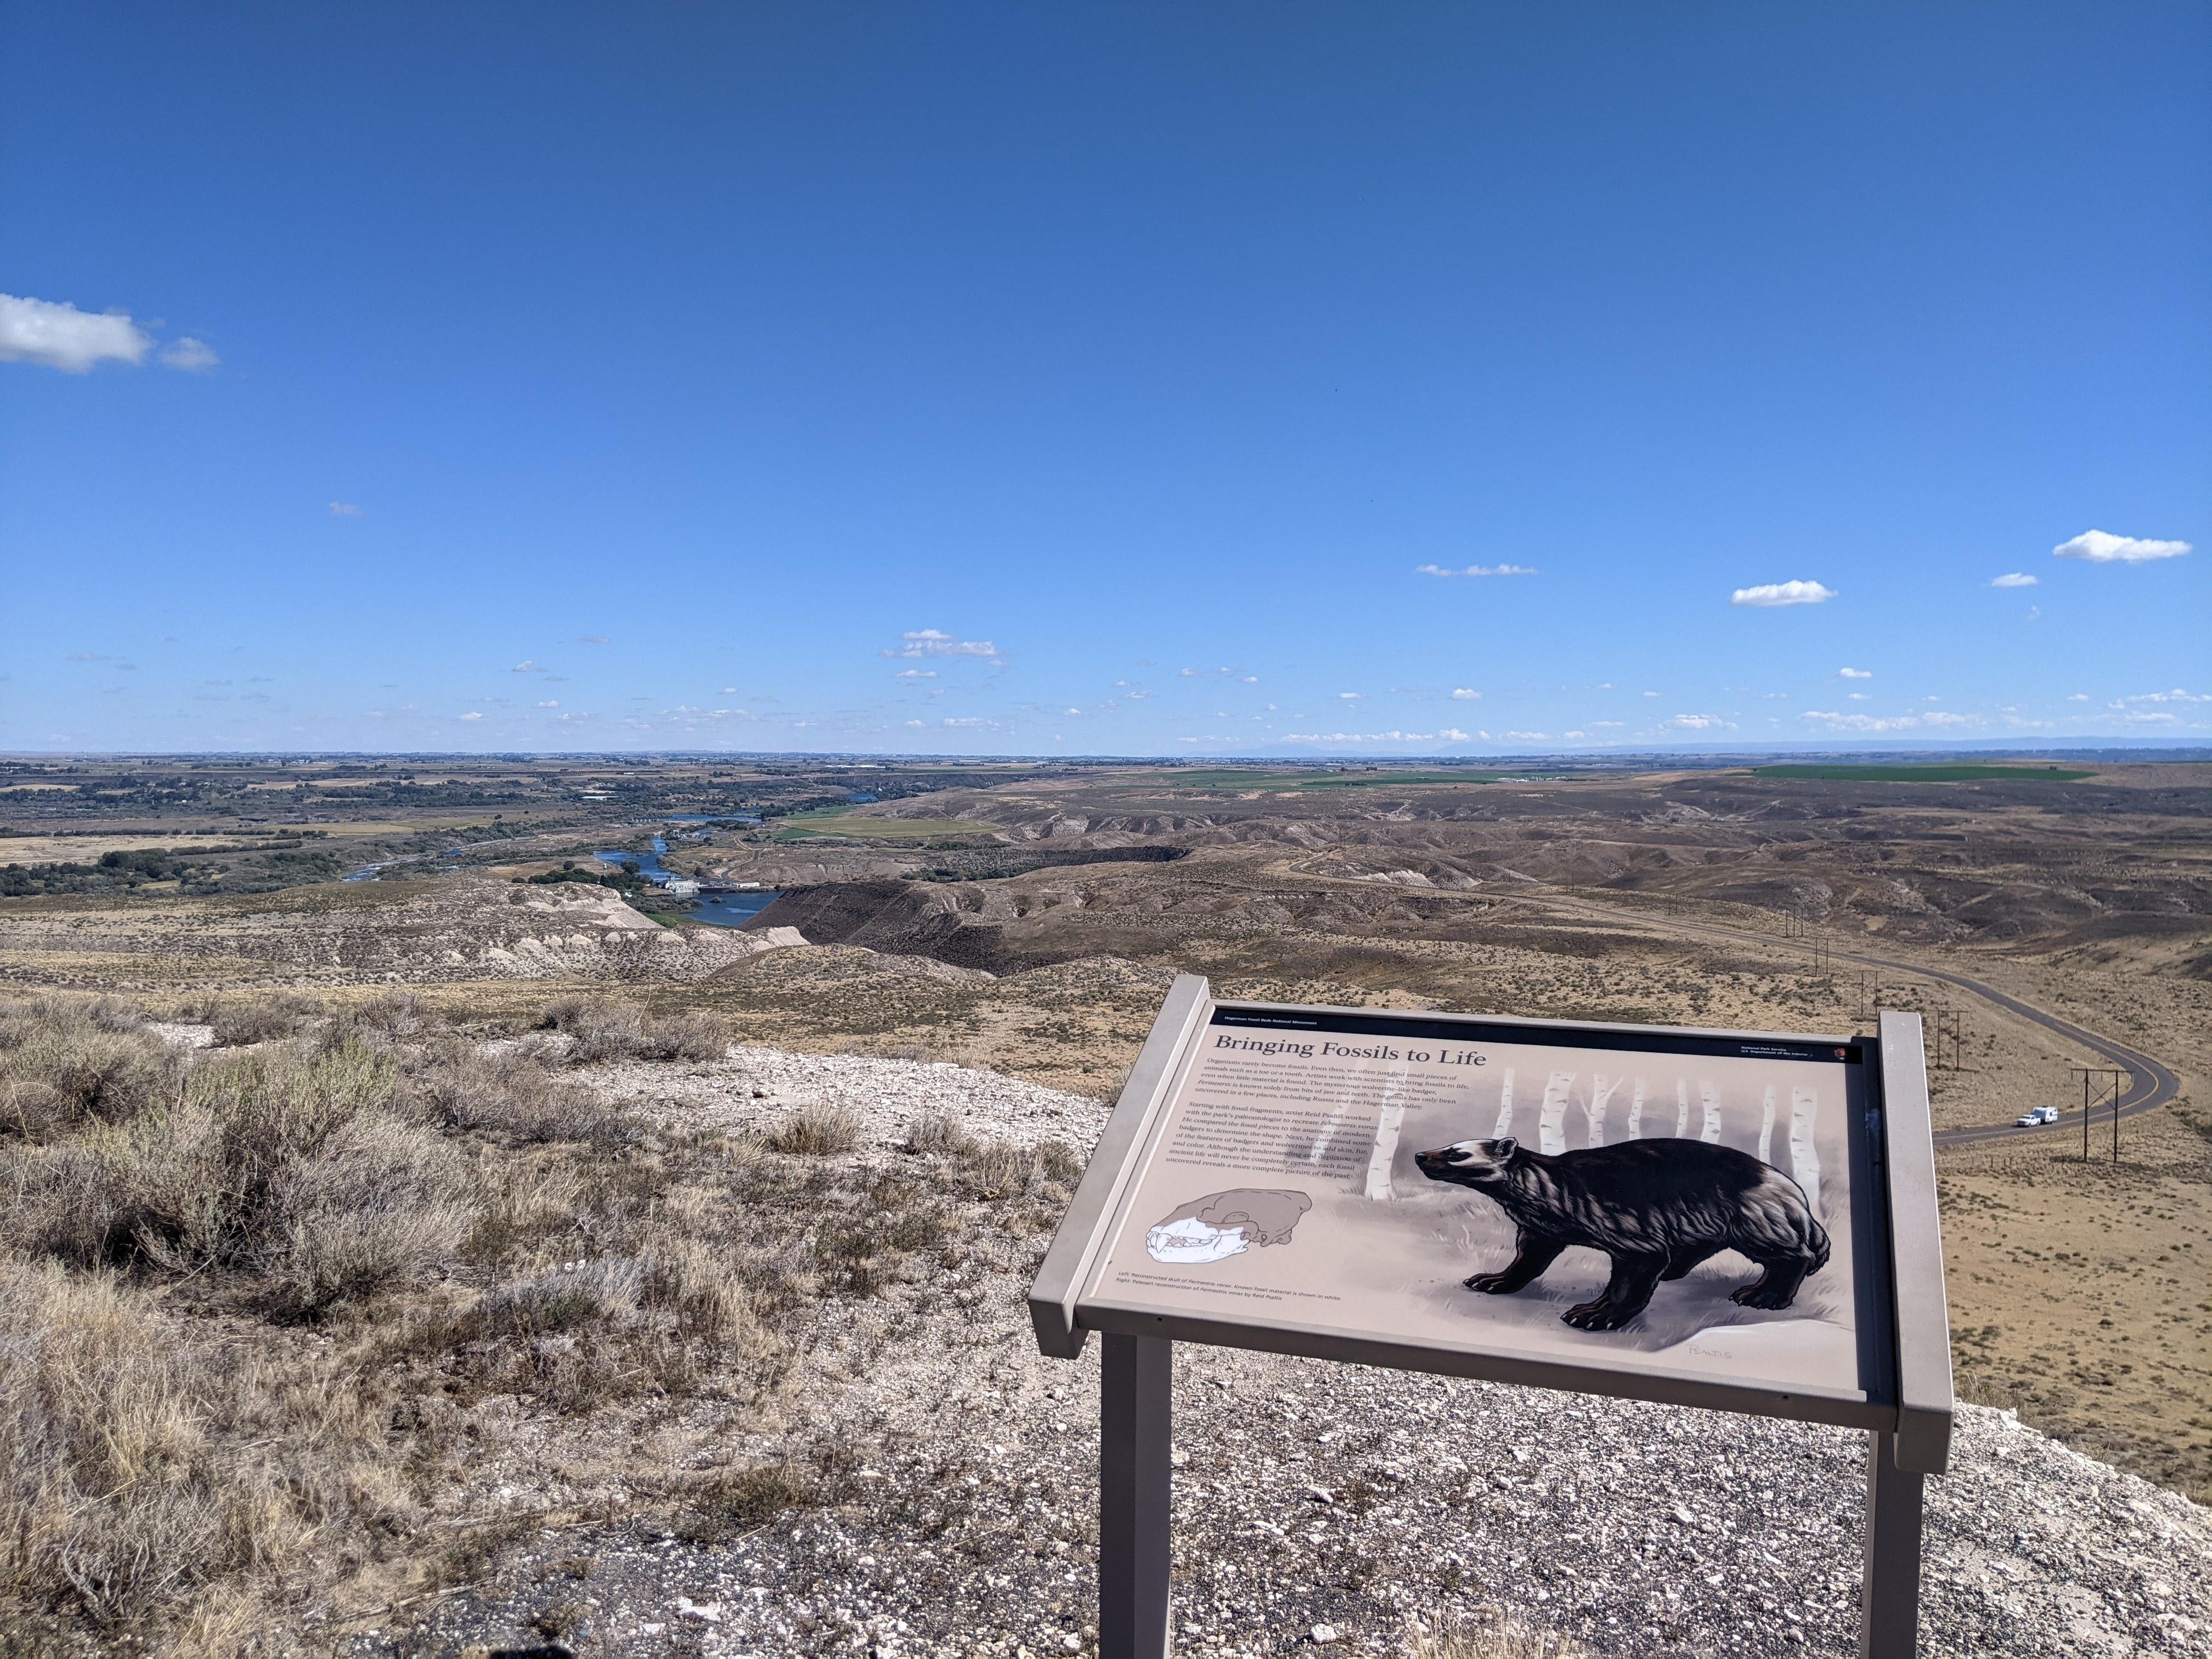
[
  {"x1": 1094, "y1": 1006, "x2": 1870, "y2": 1402},
  {"x1": 1033, "y1": 977, "x2": 1951, "y2": 1448},
  {"x1": 1031, "y1": 977, "x2": 1954, "y2": 1659}
]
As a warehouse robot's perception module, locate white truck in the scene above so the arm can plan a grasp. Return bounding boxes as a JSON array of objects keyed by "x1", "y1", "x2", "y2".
[{"x1": 2014, "y1": 1105, "x2": 2061, "y2": 1127}]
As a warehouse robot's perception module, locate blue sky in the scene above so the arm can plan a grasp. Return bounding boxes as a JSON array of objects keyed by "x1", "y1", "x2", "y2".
[{"x1": 4, "y1": 3, "x2": 2207, "y2": 757}]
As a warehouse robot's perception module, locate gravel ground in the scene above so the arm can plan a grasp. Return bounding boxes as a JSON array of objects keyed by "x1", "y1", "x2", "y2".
[
  {"x1": 347, "y1": 1051, "x2": 2210, "y2": 1659},
  {"x1": 613, "y1": 1046, "x2": 1115, "y2": 1151}
]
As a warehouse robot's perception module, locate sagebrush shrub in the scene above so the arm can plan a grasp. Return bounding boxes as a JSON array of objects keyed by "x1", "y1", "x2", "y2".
[
  {"x1": 404, "y1": 1043, "x2": 619, "y2": 1145},
  {"x1": 535, "y1": 997, "x2": 729, "y2": 1064},
  {"x1": 0, "y1": 998, "x2": 177, "y2": 1141},
  {"x1": 208, "y1": 996, "x2": 313, "y2": 1048},
  {"x1": 10, "y1": 1036, "x2": 473, "y2": 1313}
]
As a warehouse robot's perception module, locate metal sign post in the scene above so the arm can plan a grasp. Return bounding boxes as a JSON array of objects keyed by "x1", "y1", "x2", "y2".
[
  {"x1": 1098, "y1": 1331, "x2": 1172, "y2": 1659},
  {"x1": 1035, "y1": 979, "x2": 1952, "y2": 1659}
]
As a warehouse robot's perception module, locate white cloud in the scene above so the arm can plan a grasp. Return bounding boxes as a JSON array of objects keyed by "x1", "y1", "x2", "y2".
[
  {"x1": 2067, "y1": 693, "x2": 2090, "y2": 702},
  {"x1": 512, "y1": 660, "x2": 539, "y2": 673},
  {"x1": 535, "y1": 699, "x2": 559, "y2": 708},
  {"x1": 905, "y1": 719, "x2": 925, "y2": 728},
  {"x1": 895, "y1": 669, "x2": 936, "y2": 680},
  {"x1": 1989, "y1": 573, "x2": 2038, "y2": 589},
  {"x1": 579, "y1": 634, "x2": 610, "y2": 644},
  {"x1": 1848, "y1": 692, "x2": 1872, "y2": 701},
  {"x1": 2111, "y1": 687, "x2": 2210, "y2": 707},
  {"x1": 2125, "y1": 712, "x2": 2181, "y2": 725},
  {"x1": 1665, "y1": 714, "x2": 1734, "y2": 731},
  {"x1": 1417, "y1": 563, "x2": 1537, "y2": 578},
  {"x1": 1282, "y1": 729, "x2": 1469, "y2": 744},
  {"x1": 0, "y1": 294, "x2": 153, "y2": 371},
  {"x1": 1450, "y1": 687, "x2": 1481, "y2": 700},
  {"x1": 887, "y1": 628, "x2": 1000, "y2": 659},
  {"x1": 1590, "y1": 720, "x2": 1624, "y2": 729},
  {"x1": 1641, "y1": 690, "x2": 1660, "y2": 698},
  {"x1": 1339, "y1": 691, "x2": 1364, "y2": 700},
  {"x1": 2053, "y1": 529, "x2": 2191, "y2": 565},
  {"x1": 159, "y1": 336, "x2": 218, "y2": 371},
  {"x1": 941, "y1": 716, "x2": 1000, "y2": 728},
  {"x1": 1503, "y1": 731, "x2": 1549, "y2": 741},
  {"x1": 459, "y1": 712, "x2": 483, "y2": 721},
  {"x1": 1239, "y1": 675, "x2": 1259, "y2": 684},
  {"x1": 1801, "y1": 709, "x2": 1982, "y2": 732},
  {"x1": 329, "y1": 501, "x2": 364, "y2": 517},
  {"x1": 1730, "y1": 580, "x2": 1836, "y2": 607},
  {"x1": 1802, "y1": 711, "x2": 1915, "y2": 732},
  {"x1": 1838, "y1": 667, "x2": 1872, "y2": 679}
]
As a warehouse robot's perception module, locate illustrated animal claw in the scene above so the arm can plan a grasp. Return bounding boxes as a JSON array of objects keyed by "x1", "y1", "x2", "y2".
[
  {"x1": 1465, "y1": 1271, "x2": 1514, "y2": 1293},
  {"x1": 1562, "y1": 1298, "x2": 1635, "y2": 1331},
  {"x1": 1731, "y1": 1283, "x2": 1796, "y2": 1310}
]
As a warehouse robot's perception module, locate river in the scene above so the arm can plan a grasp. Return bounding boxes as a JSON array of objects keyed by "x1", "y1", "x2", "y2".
[{"x1": 594, "y1": 838, "x2": 780, "y2": 928}]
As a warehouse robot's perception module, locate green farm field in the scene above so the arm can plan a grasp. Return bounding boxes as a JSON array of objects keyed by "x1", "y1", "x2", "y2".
[{"x1": 1751, "y1": 763, "x2": 2096, "y2": 783}]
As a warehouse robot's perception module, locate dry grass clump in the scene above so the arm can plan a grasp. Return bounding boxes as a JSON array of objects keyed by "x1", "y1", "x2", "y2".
[
  {"x1": 0, "y1": 1257, "x2": 400, "y2": 1637},
  {"x1": 390, "y1": 1235, "x2": 770, "y2": 1415},
  {"x1": 1404, "y1": 1609, "x2": 1588, "y2": 1659},
  {"x1": 901, "y1": 1108, "x2": 978, "y2": 1156},
  {"x1": 8, "y1": 1036, "x2": 473, "y2": 1317},
  {"x1": 765, "y1": 1101, "x2": 864, "y2": 1155},
  {"x1": 949, "y1": 1135, "x2": 1085, "y2": 1201},
  {"x1": 663, "y1": 1462, "x2": 818, "y2": 1544},
  {"x1": 536, "y1": 996, "x2": 730, "y2": 1064},
  {"x1": 0, "y1": 997, "x2": 179, "y2": 1142}
]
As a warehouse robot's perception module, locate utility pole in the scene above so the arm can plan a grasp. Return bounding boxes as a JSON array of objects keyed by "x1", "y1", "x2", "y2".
[{"x1": 2068, "y1": 1066, "x2": 2129, "y2": 1163}]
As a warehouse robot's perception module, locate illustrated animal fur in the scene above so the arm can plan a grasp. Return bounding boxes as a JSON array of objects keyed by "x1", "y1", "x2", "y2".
[{"x1": 1413, "y1": 1136, "x2": 1830, "y2": 1331}]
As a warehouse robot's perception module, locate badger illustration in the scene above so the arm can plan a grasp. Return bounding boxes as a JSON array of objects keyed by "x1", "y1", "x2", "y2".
[{"x1": 1413, "y1": 1136, "x2": 1830, "y2": 1331}]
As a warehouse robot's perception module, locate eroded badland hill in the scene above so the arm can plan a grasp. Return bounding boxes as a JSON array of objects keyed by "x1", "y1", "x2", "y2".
[{"x1": 1, "y1": 754, "x2": 2206, "y2": 1657}]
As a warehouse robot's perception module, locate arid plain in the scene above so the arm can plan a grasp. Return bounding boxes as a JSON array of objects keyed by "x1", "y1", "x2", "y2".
[{"x1": 2, "y1": 753, "x2": 2207, "y2": 1656}]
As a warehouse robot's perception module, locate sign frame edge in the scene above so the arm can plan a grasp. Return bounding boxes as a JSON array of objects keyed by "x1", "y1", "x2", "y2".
[{"x1": 1028, "y1": 972, "x2": 1214, "y2": 1359}]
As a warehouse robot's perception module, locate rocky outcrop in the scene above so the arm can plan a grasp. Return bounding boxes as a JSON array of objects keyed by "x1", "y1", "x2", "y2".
[{"x1": 0, "y1": 877, "x2": 810, "y2": 990}]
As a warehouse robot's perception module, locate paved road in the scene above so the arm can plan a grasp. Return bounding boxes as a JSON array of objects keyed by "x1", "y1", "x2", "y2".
[{"x1": 1502, "y1": 890, "x2": 2182, "y2": 1150}]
